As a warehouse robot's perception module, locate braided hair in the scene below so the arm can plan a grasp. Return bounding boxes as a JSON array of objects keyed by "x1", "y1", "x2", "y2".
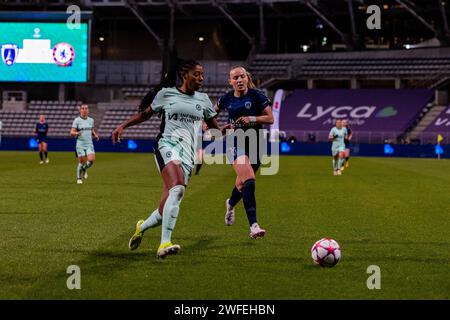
[
  {"x1": 138, "y1": 59, "x2": 202, "y2": 113},
  {"x1": 177, "y1": 59, "x2": 201, "y2": 83}
]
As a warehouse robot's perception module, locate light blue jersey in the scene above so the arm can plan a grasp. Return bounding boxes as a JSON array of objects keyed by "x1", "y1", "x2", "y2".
[
  {"x1": 72, "y1": 116, "x2": 95, "y2": 148},
  {"x1": 329, "y1": 126, "x2": 347, "y2": 155},
  {"x1": 151, "y1": 87, "x2": 216, "y2": 184}
]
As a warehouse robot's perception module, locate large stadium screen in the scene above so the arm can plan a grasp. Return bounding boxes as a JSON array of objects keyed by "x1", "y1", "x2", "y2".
[{"x1": 0, "y1": 22, "x2": 88, "y2": 82}]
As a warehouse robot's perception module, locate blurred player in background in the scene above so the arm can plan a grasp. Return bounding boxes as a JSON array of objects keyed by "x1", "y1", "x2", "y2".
[
  {"x1": 35, "y1": 115, "x2": 49, "y2": 164},
  {"x1": 70, "y1": 104, "x2": 99, "y2": 184},
  {"x1": 194, "y1": 121, "x2": 212, "y2": 176},
  {"x1": 341, "y1": 119, "x2": 352, "y2": 170},
  {"x1": 328, "y1": 119, "x2": 347, "y2": 176},
  {"x1": 113, "y1": 59, "x2": 230, "y2": 258},
  {"x1": 217, "y1": 66, "x2": 273, "y2": 239}
]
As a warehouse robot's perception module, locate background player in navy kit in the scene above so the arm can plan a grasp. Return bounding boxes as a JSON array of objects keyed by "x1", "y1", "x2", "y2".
[
  {"x1": 35, "y1": 115, "x2": 49, "y2": 164},
  {"x1": 342, "y1": 119, "x2": 352, "y2": 170},
  {"x1": 217, "y1": 66, "x2": 274, "y2": 239},
  {"x1": 194, "y1": 121, "x2": 212, "y2": 176}
]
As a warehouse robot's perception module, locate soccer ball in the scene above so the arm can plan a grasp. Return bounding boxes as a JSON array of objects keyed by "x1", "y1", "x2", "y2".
[{"x1": 311, "y1": 238, "x2": 341, "y2": 267}]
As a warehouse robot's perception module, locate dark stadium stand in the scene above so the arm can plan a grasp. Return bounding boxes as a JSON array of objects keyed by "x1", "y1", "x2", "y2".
[
  {"x1": 248, "y1": 48, "x2": 450, "y2": 87},
  {"x1": 121, "y1": 86, "x2": 228, "y2": 101},
  {"x1": 97, "y1": 104, "x2": 229, "y2": 139},
  {"x1": 0, "y1": 101, "x2": 81, "y2": 137}
]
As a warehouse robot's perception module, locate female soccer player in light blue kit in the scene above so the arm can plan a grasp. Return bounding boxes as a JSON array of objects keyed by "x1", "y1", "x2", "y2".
[
  {"x1": 70, "y1": 104, "x2": 99, "y2": 184},
  {"x1": 112, "y1": 60, "x2": 230, "y2": 259},
  {"x1": 328, "y1": 119, "x2": 347, "y2": 176}
]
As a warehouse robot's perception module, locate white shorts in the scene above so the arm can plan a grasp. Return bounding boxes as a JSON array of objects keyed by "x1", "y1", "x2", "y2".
[
  {"x1": 153, "y1": 144, "x2": 193, "y2": 185},
  {"x1": 76, "y1": 145, "x2": 95, "y2": 157}
]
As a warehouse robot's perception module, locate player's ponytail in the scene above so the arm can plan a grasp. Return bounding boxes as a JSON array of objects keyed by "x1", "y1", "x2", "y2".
[
  {"x1": 246, "y1": 71, "x2": 256, "y2": 89},
  {"x1": 137, "y1": 56, "x2": 180, "y2": 113}
]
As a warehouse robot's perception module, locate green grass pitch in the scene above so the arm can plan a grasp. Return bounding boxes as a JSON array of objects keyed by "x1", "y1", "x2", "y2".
[{"x1": 1, "y1": 151, "x2": 449, "y2": 299}]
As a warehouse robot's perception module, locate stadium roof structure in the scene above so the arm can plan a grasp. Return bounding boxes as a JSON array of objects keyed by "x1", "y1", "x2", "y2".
[{"x1": 2, "y1": 0, "x2": 449, "y2": 54}]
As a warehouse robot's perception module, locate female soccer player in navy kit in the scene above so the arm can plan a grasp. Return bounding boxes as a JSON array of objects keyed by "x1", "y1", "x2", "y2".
[
  {"x1": 217, "y1": 66, "x2": 274, "y2": 239},
  {"x1": 35, "y1": 115, "x2": 49, "y2": 164},
  {"x1": 342, "y1": 119, "x2": 352, "y2": 170}
]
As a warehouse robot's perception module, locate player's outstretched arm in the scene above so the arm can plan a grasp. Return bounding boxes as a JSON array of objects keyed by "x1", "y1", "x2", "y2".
[
  {"x1": 205, "y1": 117, "x2": 233, "y2": 135},
  {"x1": 112, "y1": 106, "x2": 154, "y2": 143},
  {"x1": 235, "y1": 106, "x2": 274, "y2": 126}
]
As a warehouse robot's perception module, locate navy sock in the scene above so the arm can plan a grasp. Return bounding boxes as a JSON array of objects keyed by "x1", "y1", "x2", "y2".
[
  {"x1": 242, "y1": 179, "x2": 257, "y2": 226},
  {"x1": 39, "y1": 152, "x2": 43, "y2": 161},
  {"x1": 195, "y1": 163, "x2": 202, "y2": 175},
  {"x1": 44, "y1": 152, "x2": 48, "y2": 159},
  {"x1": 228, "y1": 186, "x2": 242, "y2": 207}
]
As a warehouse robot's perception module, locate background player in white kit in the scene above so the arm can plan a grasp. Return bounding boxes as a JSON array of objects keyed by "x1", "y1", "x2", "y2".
[
  {"x1": 70, "y1": 104, "x2": 99, "y2": 184},
  {"x1": 328, "y1": 119, "x2": 347, "y2": 176}
]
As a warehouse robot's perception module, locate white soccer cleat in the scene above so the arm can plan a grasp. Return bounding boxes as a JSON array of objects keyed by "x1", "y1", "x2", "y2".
[
  {"x1": 39, "y1": 161, "x2": 44, "y2": 164},
  {"x1": 337, "y1": 170, "x2": 342, "y2": 176},
  {"x1": 83, "y1": 171, "x2": 88, "y2": 179},
  {"x1": 45, "y1": 159, "x2": 49, "y2": 164},
  {"x1": 333, "y1": 171, "x2": 338, "y2": 176},
  {"x1": 249, "y1": 223, "x2": 266, "y2": 239},
  {"x1": 225, "y1": 199, "x2": 235, "y2": 226},
  {"x1": 77, "y1": 179, "x2": 83, "y2": 184}
]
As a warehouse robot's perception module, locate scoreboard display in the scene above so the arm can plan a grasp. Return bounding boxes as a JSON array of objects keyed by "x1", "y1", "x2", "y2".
[{"x1": 0, "y1": 22, "x2": 88, "y2": 82}]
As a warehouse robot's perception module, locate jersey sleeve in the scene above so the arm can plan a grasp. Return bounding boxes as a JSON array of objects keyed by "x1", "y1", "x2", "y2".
[
  {"x1": 150, "y1": 88, "x2": 167, "y2": 113},
  {"x1": 254, "y1": 89, "x2": 272, "y2": 111},
  {"x1": 203, "y1": 95, "x2": 217, "y2": 120},
  {"x1": 216, "y1": 94, "x2": 226, "y2": 111},
  {"x1": 329, "y1": 128, "x2": 335, "y2": 137},
  {"x1": 71, "y1": 119, "x2": 78, "y2": 129}
]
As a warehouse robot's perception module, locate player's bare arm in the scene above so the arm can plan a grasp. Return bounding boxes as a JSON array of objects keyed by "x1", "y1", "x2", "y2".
[
  {"x1": 92, "y1": 128, "x2": 100, "y2": 141},
  {"x1": 112, "y1": 106, "x2": 154, "y2": 143},
  {"x1": 235, "y1": 106, "x2": 274, "y2": 126},
  {"x1": 70, "y1": 127, "x2": 81, "y2": 137},
  {"x1": 205, "y1": 117, "x2": 233, "y2": 135}
]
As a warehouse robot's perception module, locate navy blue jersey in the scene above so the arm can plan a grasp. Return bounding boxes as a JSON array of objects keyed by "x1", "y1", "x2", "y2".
[
  {"x1": 36, "y1": 122, "x2": 49, "y2": 138},
  {"x1": 344, "y1": 127, "x2": 352, "y2": 145},
  {"x1": 217, "y1": 88, "x2": 272, "y2": 130}
]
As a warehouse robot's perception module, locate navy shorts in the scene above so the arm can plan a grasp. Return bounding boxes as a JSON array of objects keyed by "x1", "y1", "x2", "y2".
[
  {"x1": 226, "y1": 146, "x2": 261, "y2": 173},
  {"x1": 37, "y1": 137, "x2": 48, "y2": 144}
]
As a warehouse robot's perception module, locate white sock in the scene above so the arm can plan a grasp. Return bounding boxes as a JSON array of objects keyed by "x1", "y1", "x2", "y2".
[
  {"x1": 141, "y1": 209, "x2": 162, "y2": 232},
  {"x1": 161, "y1": 185, "x2": 185, "y2": 245},
  {"x1": 77, "y1": 163, "x2": 83, "y2": 179}
]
